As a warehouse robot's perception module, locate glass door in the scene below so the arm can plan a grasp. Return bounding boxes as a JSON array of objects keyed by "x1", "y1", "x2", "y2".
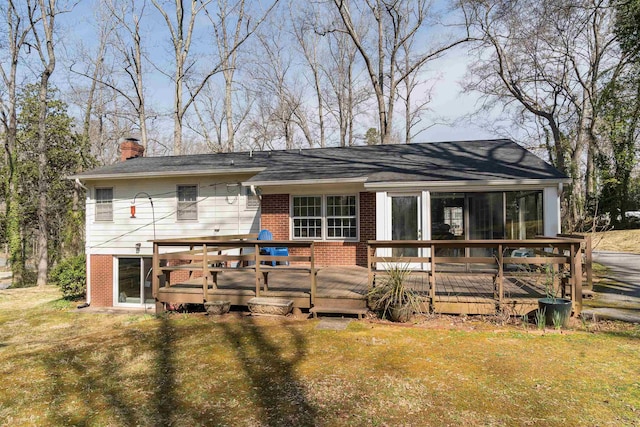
[
  {"x1": 116, "y1": 257, "x2": 155, "y2": 307},
  {"x1": 468, "y1": 193, "x2": 504, "y2": 257},
  {"x1": 390, "y1": 195, "x2": 421, "y2": 261}
]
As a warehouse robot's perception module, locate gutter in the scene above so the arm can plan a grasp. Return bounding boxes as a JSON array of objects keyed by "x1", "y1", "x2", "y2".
[
  {"x1": 364, "y1": 178, "x2": 571, "y2": 190},
  {"x1": 242, "y1": 177, "x2": 368, "y2": 187},
  {"x1": 69, "y1": 167, "x2": 266, "y2": 181}
]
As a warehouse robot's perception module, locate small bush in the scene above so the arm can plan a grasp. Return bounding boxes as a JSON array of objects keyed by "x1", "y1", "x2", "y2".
[{"x1": 49, "y1": 254, "x2": 86, "y2": 299}]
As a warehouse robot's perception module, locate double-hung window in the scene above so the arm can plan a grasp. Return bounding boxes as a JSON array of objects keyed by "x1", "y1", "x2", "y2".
[
  {"x1": 177, "y1": 185, "x2": 198, "y2": 220},
  {"x1": 95, "y1": 188, "x2": 113, "y2": 221},
  {"x1": 327, "y1": 195, "x2": 357, "y2": 238},
  {"x1": 292, "y1": 195, "x2": 357, "y2": 240},
  {"x1": 292, "y1": 196, "x2": 322, "y2": 238}
]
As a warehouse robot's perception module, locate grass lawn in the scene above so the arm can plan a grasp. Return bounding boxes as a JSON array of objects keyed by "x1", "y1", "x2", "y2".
[
  {"x1": 0, "y1": 287, "x2": 639, "y2": 426},
  {"x1": 589, "y1": 229, "x2": 640, "y2": 253}
]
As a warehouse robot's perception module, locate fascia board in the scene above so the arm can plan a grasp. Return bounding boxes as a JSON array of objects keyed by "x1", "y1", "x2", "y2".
[
  {"x1": 69, "y1": 167, "x2": 266, "y2": 181},
  {"x1": 242, "y1": 177, "x2": 368, "y2": 187},
  {"x1": 364, "y1": 178, "x2": 571, "y2": 191}
]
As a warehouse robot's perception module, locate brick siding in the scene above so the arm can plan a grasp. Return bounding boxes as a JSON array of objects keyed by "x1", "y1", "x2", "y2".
[
  {"x1": 90, "y1": 254, "x2": 113, "y2": 307},
  {"x1": 261, "y1": 192, "x2": 376, "y2": 267}
]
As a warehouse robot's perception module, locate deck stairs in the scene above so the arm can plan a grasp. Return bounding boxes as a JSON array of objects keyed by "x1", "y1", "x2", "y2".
[{"x1": 309, "y1": 306, "x2": 369, "y2": 319}]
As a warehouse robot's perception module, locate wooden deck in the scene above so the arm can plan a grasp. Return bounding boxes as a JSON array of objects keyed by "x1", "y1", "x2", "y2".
[
  {"x1": 153, "y1": 235, "x2": 589, "y2": 317},
  {"x1": 158, "y1": 266, "x2": 547, "y2": 315}
]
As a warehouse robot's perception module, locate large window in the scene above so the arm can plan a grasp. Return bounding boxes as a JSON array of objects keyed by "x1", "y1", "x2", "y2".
[
  {"x1": 431, "y1": 193, "x2": 464, "y2": 239},
  {"x1": 177, "y1": 185, "x2": 198, "y2": 220},
  {"x1": 430, "y1": 191, "x2": 543, "y2": 241},
  {"x1": 292, "y1": 195, "x2": 358, "y2": 240},
  {"x1": 95, "y1": 188, "x2": 113, "y2": 221},
  {"x1": 292, "y1": 196, "x2": 322, "y2": 238},
  {"x1": 327, "y1": 195, "x2": 357, "y2": 238}
]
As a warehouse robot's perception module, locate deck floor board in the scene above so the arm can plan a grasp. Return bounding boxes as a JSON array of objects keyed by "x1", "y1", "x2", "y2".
[{"x1": 160, "y1": 266, "x2": 545, "y2": 304}]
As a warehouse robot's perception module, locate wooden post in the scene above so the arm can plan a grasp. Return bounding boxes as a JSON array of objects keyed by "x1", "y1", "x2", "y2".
[
  {"x1": 152, "y1": 242, "x2": 159, "y2": 299},
  {"x1": 367, "y1": 244, "x2": 374, "y2": 288},
  {"x1": 573, "y1": 242, "x2": 583, "y2": 316},
  {"x1": 429, "y1": 243, "x2": 436, "y2": 311},
  {"x1": 254, "y1": 243, "x2": 261, "y2": 297},
  {"x1": 496, "y1": 243, "x2": 504, "y2": 305},
  {"x1": 310, "y1": 242, "x2": 316, "y2": 306},
  {"x1": 202, "y1": 244, "x2": 208, "y2": 302},
  {"x1": 584, "y1": 235, "x2": 592, "y2": 290}
]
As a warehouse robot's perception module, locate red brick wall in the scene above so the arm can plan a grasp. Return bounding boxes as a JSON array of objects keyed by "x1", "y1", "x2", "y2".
[
  {"x1": 260, "y1": 194, "x2": 290, "y2": 239},
  {"x1": 90, "y1": 255, "x2": 113, "y2": 307},
  {"x1": 260, "y1": 192, "x2": 376, "y2": 267}
]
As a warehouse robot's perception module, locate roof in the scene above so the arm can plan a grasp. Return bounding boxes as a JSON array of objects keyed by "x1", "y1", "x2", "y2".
[{"x1": 71, "y1": 139, "x2": 568, "y2": 185}]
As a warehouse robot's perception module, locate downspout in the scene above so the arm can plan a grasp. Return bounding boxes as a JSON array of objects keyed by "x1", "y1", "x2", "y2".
[
  {"x1": 83, "y1": 180, "x2": 91, "y2": 306},
  {"x1": 84, "y1": 252, "x2": 91, "y2": 306}
]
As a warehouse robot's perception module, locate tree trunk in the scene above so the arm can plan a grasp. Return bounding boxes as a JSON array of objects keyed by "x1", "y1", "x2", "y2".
[
  {"x1": 36, "y1": 72, "x2": 51, "y2": 287},
  {"x1": 224, "y1": 74, "x2": 234, "y2": 152},
  {"x1": 32, "y1": 0, "x2": 57, "y2": 287}
]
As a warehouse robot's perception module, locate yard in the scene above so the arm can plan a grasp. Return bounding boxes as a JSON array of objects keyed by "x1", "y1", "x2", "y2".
[{"x1": 0, "y1": 286, "x2": 639, "y2": 426}]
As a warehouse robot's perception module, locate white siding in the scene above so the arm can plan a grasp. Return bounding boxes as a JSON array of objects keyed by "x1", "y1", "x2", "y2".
[{"x1": 85, "y1": 175, "x2": 260, "y2": 256}]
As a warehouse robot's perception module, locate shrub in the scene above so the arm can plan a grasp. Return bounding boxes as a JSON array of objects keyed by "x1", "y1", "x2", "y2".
[{"x1": 49, "y1": 254, "x2": 86, "y2": 299}]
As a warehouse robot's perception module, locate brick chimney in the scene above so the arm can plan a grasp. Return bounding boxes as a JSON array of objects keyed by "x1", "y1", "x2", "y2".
[{"x1": 119, "y1": 137, "x2": 144, "y2": 162}]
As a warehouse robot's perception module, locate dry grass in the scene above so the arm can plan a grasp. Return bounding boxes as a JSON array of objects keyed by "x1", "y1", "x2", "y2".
[
  {"x1": 1, "y1": 287, "x2": 639, "y2": 426},
  {"x1": 589, "y1": 229, "x2": 640, "y2": 253}
]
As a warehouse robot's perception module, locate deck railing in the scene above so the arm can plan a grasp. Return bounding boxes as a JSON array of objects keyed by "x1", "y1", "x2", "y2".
[
  {"x1": 367, "y1": 237, "x2": 588, "y2": 315},
  {"x1": 151, "y1": 235, "x2": 316, "y2": 306}
]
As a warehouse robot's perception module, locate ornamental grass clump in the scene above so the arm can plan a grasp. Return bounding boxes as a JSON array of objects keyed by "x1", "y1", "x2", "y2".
[{"x1": 367, "y1": 263, "x2": 424, "y2": 322}]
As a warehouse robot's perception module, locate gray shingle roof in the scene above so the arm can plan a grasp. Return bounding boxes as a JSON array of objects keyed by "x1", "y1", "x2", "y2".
[{"x1": 73, "y1": 139, "x2": 568, "y2": 184}]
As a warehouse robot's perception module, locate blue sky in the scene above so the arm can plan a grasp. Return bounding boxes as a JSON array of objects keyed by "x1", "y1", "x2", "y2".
[{"x1": 51, "y1": 0, "x2": 500, "y2": 149}]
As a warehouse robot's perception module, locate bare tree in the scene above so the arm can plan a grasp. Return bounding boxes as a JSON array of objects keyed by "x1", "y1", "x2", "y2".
[
  {"x1": 105, "y1": 0, "x2": 151, "y2": 151},
  {"x1": 321, "y1": 25, "x2": 367, "y2": 147},
  {"x1": 332, "y1": 0, "x2": 472, "y2": 144},
  {"x1": 151, "y1": 0, "x2": 277, "y2": 154},
  {"x1": 247, "y1": 22, "x2": 312, "y2": 149},
  {"x1": 291, "y1": 3, "x2": 328, "y2": 147},
  {"x1": 460, "y1": 0, "x2": 624, "y2": 228},
  {"x1": 399, "y1": 41, "x2": 434, "y2": 144}
]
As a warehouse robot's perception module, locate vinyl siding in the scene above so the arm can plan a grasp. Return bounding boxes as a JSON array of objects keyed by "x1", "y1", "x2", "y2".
[{"x1": 85, "y1": 175, "x2": 260, "y2": 256}]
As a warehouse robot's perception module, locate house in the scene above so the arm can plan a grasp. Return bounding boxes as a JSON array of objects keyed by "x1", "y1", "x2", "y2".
[{"x1": 72, "y1": 138, "x2": 570, "y2": 309}]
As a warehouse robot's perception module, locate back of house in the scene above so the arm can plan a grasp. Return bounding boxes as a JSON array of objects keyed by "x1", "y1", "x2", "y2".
[{"x1": 72, "y1": 138, "x2": 569, "y2": 309}]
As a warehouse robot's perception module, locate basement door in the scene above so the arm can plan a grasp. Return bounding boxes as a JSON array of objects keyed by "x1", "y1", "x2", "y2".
[{"x1": 114, "y1": 257, "x2": 155, "y2": 308}]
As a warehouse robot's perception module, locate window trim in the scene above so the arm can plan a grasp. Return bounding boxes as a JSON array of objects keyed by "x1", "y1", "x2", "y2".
[
  {"x1": 177, "y1": 184, "x2": 198, "y2": 221},
  {"x1": 326, "y1": 195, "x2": 358, "y2": 240},
  {"x1": 95, "y1": 187, "x2": 113, "y2": 222},
  {"x1": 290, "y1": 194, "x2": 359, "y2": 242},
  {"x1": 291, "y1": 195, "x2": 323, "y2": 239}
]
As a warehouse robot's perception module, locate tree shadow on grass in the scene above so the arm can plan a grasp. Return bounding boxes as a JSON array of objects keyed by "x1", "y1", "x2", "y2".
[
  {"x1": 38, "y1": 313, "x2": 316, "y2": 426},
  {"x1": 42, "y1": 342, "x2": 141, "y2": 426},
  {"x1": 153, "y1": 315, "x2": 177, "y2": 426},
  {"x1": 40, "y1": 315, "x2": 178, "y2": 426},
  {"x1": 219, "y1": 316, "x2": 317, "y2": 426}
]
